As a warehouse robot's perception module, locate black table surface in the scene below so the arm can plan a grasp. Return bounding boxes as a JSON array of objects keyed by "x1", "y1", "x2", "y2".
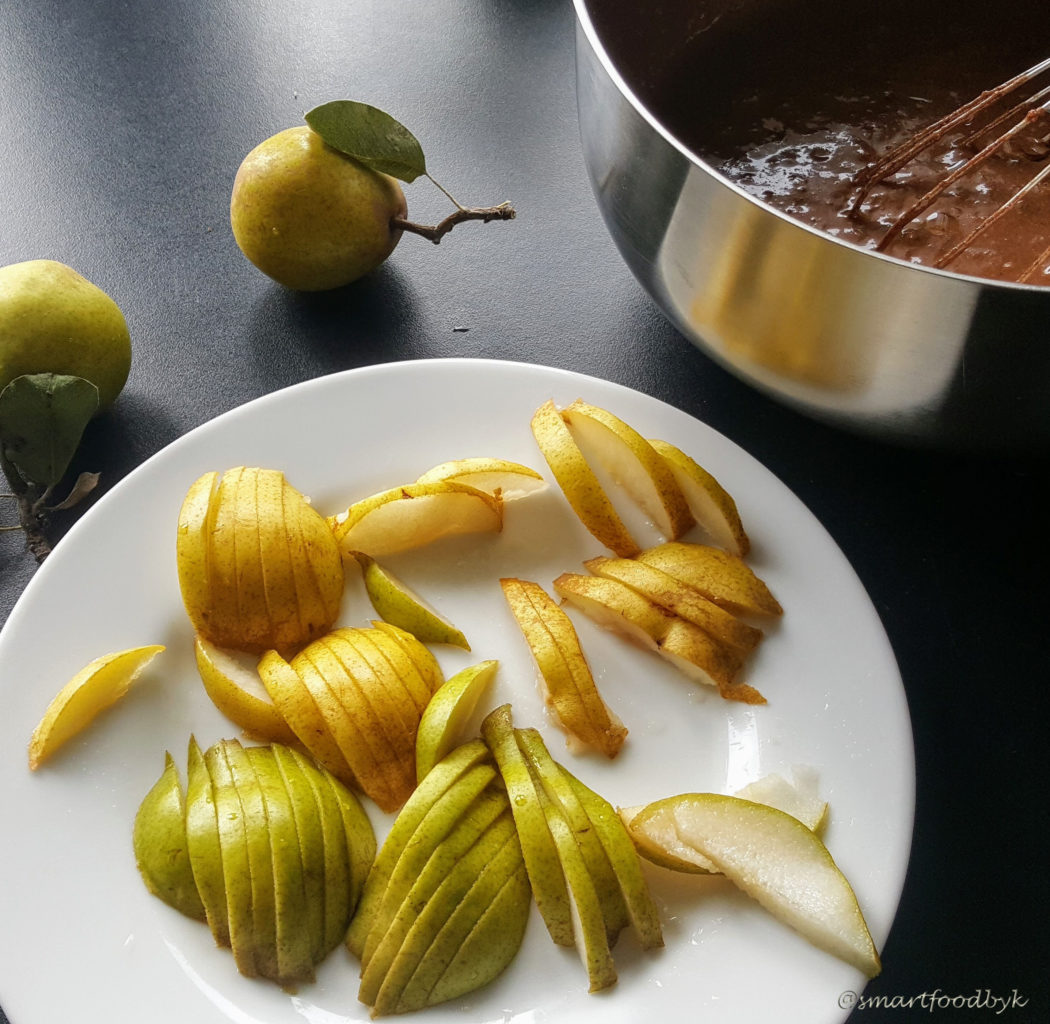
[{"x1": 2, "y1": 2, "x2": 1047, "y2": 1022}]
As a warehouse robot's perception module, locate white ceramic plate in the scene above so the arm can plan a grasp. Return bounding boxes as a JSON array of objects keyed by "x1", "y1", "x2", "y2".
[{"x1": 0, "y1": 359, "x2": 913, "y2": 1024}]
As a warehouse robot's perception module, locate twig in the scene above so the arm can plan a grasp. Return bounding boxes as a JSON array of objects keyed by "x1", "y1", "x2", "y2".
[{"x1": 393, "y1": 202, "x2": 516, "y2": 245}]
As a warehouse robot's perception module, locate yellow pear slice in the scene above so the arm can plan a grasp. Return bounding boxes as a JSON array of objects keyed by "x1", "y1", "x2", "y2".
[
  {"x1": 176, "y1": 471, "x2": 219, "y2": 634},
  {"x1": 501, "y1": 577, "x2": 627, "y2": 758},
  {"x1": 416, "y1": 660, "x2": 499, "y2": 782},
  {"x1": 631, "y1": 794, "x2": 881, "y2": 976},
  {"x1": 354, "y1": 552, "x2": 469, "y2": 649},
  {"x1": 415, "y1": 456, "x2": 547, "y2": 500},
  {"x1": 28, "y1": 643, "x2": 165, "y2": 769},
  {"x1": 330, "y1": 480, "x2": 503, "y2": 557},
  {"x1": 648, "y1": 438, "x2": 750, "y2": 556},
  {"x1": 562, "y1": 399, "x2": 694, "y2": 542},
  {"x1": 583, "y1": 555, "x2": 762, "y2": 655},
  {"x1": 194, "y1": 636, "x2": 298, "y2": 745},
  {"x1": 638, "y1": 542, "x2": 783, "y2": 617},
  {"x1": 530, "y1": 399, "x2": 640, "y2": 557},
  {"x1": 364, "y1": 622, "x2": 440, "y2": 715}
]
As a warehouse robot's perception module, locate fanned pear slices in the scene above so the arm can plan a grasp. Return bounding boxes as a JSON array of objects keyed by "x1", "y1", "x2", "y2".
[
  {"x1": 330, "y1": 480, "x2": 503, "y2": 557},
  {"x1": 626, "y1": 793, "x2": 881, "y2": 977},
  {"x1": 416, "y1": 457, "x2": 547, "y2": 500},
  {"x1": 501, "y1": 577, "x2": 628, "y2": 758}
]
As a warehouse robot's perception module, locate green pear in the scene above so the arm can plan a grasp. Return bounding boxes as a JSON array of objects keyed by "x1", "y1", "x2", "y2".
[
  {"x1": 416, "y1": 660, "x2": 498, "y2": 782},
  {"x1": 481, "y1": 705, "x2": 574, "y2": 947},
  {"x1": 0, "y1": 259, "x2": 131, "y2": 409},
  {"x1": 132, "y1": 752, "x2": 206, "y2": 921},
  {"x1": 346, "y1": 738, "x2": 491, "y2": 958},
  {"x1": 185, "y1": 736, "x2": 230, "y2": 948},
  {"x1": 230, "y1": 125, "x2": 407, "y2": 291}
]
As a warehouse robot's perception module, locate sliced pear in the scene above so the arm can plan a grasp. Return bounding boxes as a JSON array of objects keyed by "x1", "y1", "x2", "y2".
[
  {"x1": 133, "y1": 752, "x2": 207, "y2": 921},
  {"x1": 734, "y1": 770, "x2": 829, "y2": 833},
  {"x1": 638, "y1": 542, "x2": 783, "y2": 617},
  {"x1": 562, "y1": 399, "x2": 694, "y2": 542},
  {"x1": 648, "y1": 438, "x2": 750, "y2": 556},
  {"x1": 618, "y1": 801, "x2": 718, "y2": 874},
  {"x1": 194, "y1": 636, "x2": 298, "y2": 744},
  {"x1": 353, "y1": 552, "x2": 469, "y2": 649},
  {"x1": 501, "y1": 577, "x2": 627, "y2": 758},
  {"x1": 530, "y1": 398, "x2": 640, "y2": 557},
  {"x1": 632, "y1": 793, "x2": 881, "y2": 976},
  {"x1": 185, "y1": 736, "x2": 230, "y2": 947},
  {"x1": 658, "y1": 618, "x2": 761, "y2": 703},
  {"x1": 176, "y1": 471, "x2": 219, "y2": 635},
  {"x1": 253, "y1": 468, "x2": 304, "y2": 652},
  {"x1": 416, "y1": 660, "x2": 499, "y2": 782},
  {"x1": 481, "y1": 704, "x2": 574, "y2": 947},
  {"x1": 363, "y1": 622, "x2": 439, "y2": 715},
  {"x1": 415, "y1": 456, "x2": 547, "y2": 500},
  {"x1": 28, "y1": 643, "x2": 165, "y2": 769},
  {"x1": 583, "y1": 555, "x2": 762, "y2": 655},
  {"x1": 319, "y1": 763, "x2": 377, "y2": 917},
  {"x1": 330, "y1": 480, "x2": 503, "y2": 557}
]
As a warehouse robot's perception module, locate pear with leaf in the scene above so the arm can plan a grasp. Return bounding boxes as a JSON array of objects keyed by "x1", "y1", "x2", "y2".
[{"x1": 230, "y1": 100, "x2": 515, "y2": 291}]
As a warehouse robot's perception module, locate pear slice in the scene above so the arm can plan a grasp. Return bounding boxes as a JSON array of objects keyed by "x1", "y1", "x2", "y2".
[
  {"x1": 619, "y1": 800, "x2": 717, "y2": 874},
  {"x1": 416, "y1": 660, "x2": 499, "y2": 782},
  {"x1": 346, "y1": 739, "x2": 492, "y2": 958},
  {"x1": 176, "y1": 471, "x2": 219, "y2": 635},
  {"x1": 638, "y1": 542, "x2": 783, "y2": 617},
  {"x1": 659, "y1": 618, "x2": 762, "y2": 704},
  {"x1": 194, "y1": 636, "x2": 298, "y2": 744},
  {"x1": 318, "y1": 762, "x2": 377, "y2": 917},
  {"x1": 583, "y1": 556, "x2": 762, "y2": 655},
  {"x1": 358, "y1": 785, "x2": 507, "y2": 1006},
  {"x1": 258, "y1": 649, "x2": 357, "y2": 786},
  {"x1": 530, "y1": 398, "x2": 640, "y2": 557},
  {"x1": 562, "y1": 399, "x2": 694, "y2": 542},
  {"x1": 253, "y1": 468, "x2": 305, "y2": 652},
  {"x1": 28, "y1": 643, "x2": 165, "y2": 769},
  {"x1": 133, "y1": 752, "x2": 207, "y2": 921},
  {"x1": 648, "y1": 438, "x2": 750, "y2": 556},
  {"x1": 734, "y1": 770, "x2": 829, "y2": 833},
  {"x1": 633, "y1": 794, "x2": 882, "y2": 976},
  {"x1": 515, "y1": 728, "x2": 628, "y2": 942},
  {"x1": 185, "y1": 736, "x2": 230, "y2": 947},
  {"x1": 481, "y1": 704, "x2": 574, "y2": 947},
  {"x1": 330, "y1": 480, "x2": 503, "y2": 557},
  {"x1": 383, "y1": 813, "x2": 528, "y2": 1015},
  {"x1": 370, "y1": 620, "x2": 446, "y2": 699},
  {"x1": 501, "y1": 577, "x2": 627, "y2": 758},
  {"x1": 353, "y1": 552, "x2": 470, "y2": 649},
  {"x1": 415, "y1": 456, "x2": 547, "y2": 500}
]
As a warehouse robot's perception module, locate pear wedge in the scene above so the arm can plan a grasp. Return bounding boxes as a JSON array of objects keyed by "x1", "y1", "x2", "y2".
[
  {"x1": 346, "y1": 739, "x2": 492, "y2": 958},
  {"x1": 734, "y1": 770, "x2": 828, "y2": 833},
  {"x1": 648, "y1": 438, "x2": 750, "y2": 556},
  {"x1": 583, "y1": 556, "x2": 762, "y2": 656},
  {"x1": 354, "y1": 552, "x2": 470, "y2": 649},
  {"x1": 501, "y1": 578, "x2": 627, "y2": 758},
  {"x1": 415, "y1": 456, "x2": 547, "y2": 500},
  {"x1": 176, "y1": 471, "x2": 219, "y2": 637},
  {"x1": 330, "y1": 480, "x2": 503, "y2": 557},
  {"x1": 618, "y1": 801, "x2": 717, "y2": 874},
  {"x1": 562, "y1": 399, "x2": 694, "y2": 542},
  {"x1": 658, "y1": 618, "x2": 761, "y2": 703},
  {"x1": 416, "y1": 660, "x2": 499, "y2": 782},
  {"x1": 253, "y1": 468, "x2": 304, "y2": 652},
  {"x1": 133, "y1": 752, "x2": 207, "y2": 921},
  {"x1": 530, "y1": 398, "x2": 640, "y2": 557},
  {"x1": 28, "y1": 643, "x2": 165, "y2": 769},
  {"x1": 633, "y1": 794, "x2": 881, "y2": 976},
  {"x1": 370, "y1": 620, "x2": 445, "y2": 700},
  {"x1": 481, "y1": 704, "x2": 574, "y2": 947},
  {"x1": 637, "y1": 542, "x2": 782, "y2": 617},
  {"x1": 185, "y1": 736, "x2": 230, "y2": 947}
]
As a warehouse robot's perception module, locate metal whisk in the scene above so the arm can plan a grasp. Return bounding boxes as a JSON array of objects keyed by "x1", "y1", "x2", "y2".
[{"x1": 851, "y1": 56, "x2": 1050, "y2": 282}]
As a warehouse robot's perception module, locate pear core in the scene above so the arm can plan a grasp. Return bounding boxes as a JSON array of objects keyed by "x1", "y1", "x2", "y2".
[{"x1": 230, "y1": 125, "x2": 408, "y2": 291}]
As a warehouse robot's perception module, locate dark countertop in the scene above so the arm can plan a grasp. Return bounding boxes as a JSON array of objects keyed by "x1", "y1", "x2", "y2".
[{"x1": 2, "y1": 2, "x2": 1046, "y2": 1021}]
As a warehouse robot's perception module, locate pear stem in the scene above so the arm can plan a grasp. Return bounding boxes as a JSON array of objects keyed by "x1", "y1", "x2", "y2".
[{"x1": 393, "y1": 201, "x2": 516, "y2": 245}]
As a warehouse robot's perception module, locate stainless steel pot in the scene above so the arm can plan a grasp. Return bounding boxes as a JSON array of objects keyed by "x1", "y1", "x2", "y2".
[{"x1": 572, "y1": 0, "x2": 1050, "y2": 448}]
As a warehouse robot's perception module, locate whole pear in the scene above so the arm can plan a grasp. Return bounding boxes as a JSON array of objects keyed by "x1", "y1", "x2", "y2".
[
  {"x1": 0, "y1": 259, "x2": 131, "y2": 409},
  {"x1": 230, "y1": 126, "x2": 408, "y2": 291}
]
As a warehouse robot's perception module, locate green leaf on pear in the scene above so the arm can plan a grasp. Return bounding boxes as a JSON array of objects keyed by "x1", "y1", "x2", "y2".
[
  {"x1": 0, "y1": 373, "x2": 99, "y2": 488},
  {"x1": 304, "y1": 100, "x2": 428, "y2": 183}
]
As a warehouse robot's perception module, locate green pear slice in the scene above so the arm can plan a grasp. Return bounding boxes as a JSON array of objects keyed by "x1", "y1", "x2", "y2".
[
  {"x1": 224, "y1": 739, "x2": 280, "y2": 981},
  {"x1": 415, "y1": 456, "x2": 547, "y2": 500},
  {"x1": 204, "y1": 739, "x2": 258, "y2": 977},
  {"x1": 375, "y1": 811, "x2": 524, "y2": 1015},
  {"x1": 358, "y1": 786, "x2": 507, "y2": 1006},
  {"x1": 637, "y1": 793, "x2": 882, "y2": 976},
  {"x1": 353, "y1": 553, "x2": 470, "y2": 649},
  {"x1": 360, "y1": 762, "x2": 498, "y2": 968},
  {"x1": 416, "y1": 660, "x2": 499, "y2": 782},
  {"x1": 562, "y1": 771, "x2": 664, "y2": 950},
  {"x1": 316, "y1": 762, "x2": 376, "y2": 916},
  {"x1": 515, "y1": 728, "x2": 628, "y2": 942},
  {"x1": 346, "y1": 738, "x2": 491, "y2": 958},
  {"x1": 185, "y1": 736, "x2": 229, "y2": 947},
  {"x1": 481, "y1": 704, "x2": 574, "y2": 947},
  {"x1": 734, "y1": 770, "x2": 828, "y2": 833},
  {"x1": 133, "y1": 751, "x2": 206, "y2": 921}
]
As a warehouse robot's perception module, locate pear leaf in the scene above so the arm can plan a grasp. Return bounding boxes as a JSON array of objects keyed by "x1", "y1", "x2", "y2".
[
  {"x1": 0, "y1": 373, "x2": 99, "y2": 488},
  {"x1": 305, "y1": 100, "x2": 428, "y2": 183}
]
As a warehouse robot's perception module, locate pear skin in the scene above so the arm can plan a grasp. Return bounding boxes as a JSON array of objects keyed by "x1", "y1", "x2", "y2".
[{"x1": 185, "y1": 736, "x2": 230, "y2": 948}]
